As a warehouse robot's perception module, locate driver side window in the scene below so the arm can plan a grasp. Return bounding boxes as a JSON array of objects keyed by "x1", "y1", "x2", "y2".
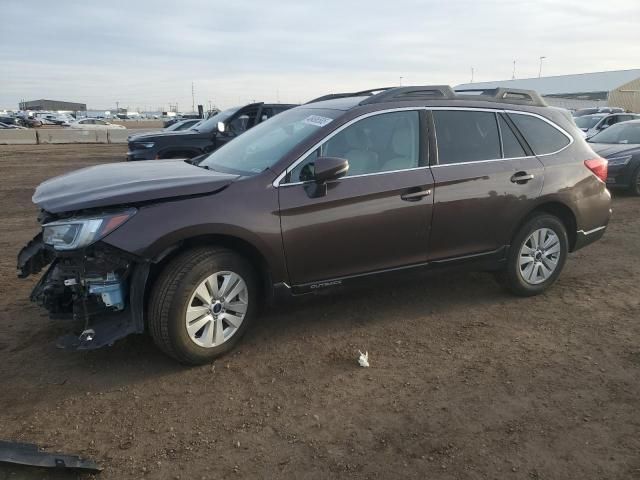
[{"x1": 289, "y1": 110, "x2": 420, "y2": 183}]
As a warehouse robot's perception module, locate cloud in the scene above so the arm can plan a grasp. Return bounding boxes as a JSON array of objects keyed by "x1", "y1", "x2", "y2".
[{"x1": 1, "y1": 0, "x2": 639, "y2": 110}]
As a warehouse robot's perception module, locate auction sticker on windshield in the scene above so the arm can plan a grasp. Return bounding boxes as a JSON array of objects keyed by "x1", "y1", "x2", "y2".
[{"x1": 302, "y1": 115, "x2": 333, "y2": 127}]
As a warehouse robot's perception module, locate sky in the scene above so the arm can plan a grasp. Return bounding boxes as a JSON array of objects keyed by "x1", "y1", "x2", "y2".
[{"x1": 1, "y1": 0, "x2": 639, "y2": 111}]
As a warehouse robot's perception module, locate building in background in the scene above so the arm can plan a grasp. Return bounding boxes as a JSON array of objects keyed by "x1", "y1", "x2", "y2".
[
  {"x1": 18, "y1": 99, "x2": 87, "y2": 112},
  {"x1": 456, "y1": 69, "x2": 640, "y2": 111}
]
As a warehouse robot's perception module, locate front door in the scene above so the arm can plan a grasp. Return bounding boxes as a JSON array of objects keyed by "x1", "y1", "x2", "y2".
[
  {"x1": 278, "y1": 110, "x2": 434, "y2": 286},
  {"x1": 428, "y1": 109, "x2": 545, "y2": 260}
]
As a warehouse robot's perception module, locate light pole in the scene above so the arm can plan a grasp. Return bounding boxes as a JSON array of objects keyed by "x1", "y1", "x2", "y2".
[
  {"x1": 538, "y1": 56, "x2": 547, "y2": 78},
  {"x1": 512, "y1": 60, "x2": 516, "y2": 80},
  {"x1": 399, "y1": 76, "x2": 403, "y2": 86},
  {"x1": 470, "y1": 67, "x2": 474, "y2": 83}
]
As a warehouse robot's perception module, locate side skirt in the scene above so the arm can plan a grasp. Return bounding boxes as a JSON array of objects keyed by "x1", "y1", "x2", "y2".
[{"x1": 273, "y1": 246, "x2": 508, "y2": 298}]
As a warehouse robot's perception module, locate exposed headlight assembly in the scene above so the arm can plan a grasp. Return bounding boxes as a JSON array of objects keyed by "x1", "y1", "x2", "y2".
[
  {"x1": 607, "y1": 155, "x2": 632, "y2": 166},
  {"x1": 43, "y1": 209, "x2": 136, "y2": 251}
]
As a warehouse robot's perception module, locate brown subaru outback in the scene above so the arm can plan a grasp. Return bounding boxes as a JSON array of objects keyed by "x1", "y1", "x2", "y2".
[{"x1": 18, "y1": 86, "x2": 611, "y2": 364}]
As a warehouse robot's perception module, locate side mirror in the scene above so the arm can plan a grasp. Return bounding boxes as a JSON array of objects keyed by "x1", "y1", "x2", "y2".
[
  {"x1": 313, "y1": 156, "x2": 349, "y2": 183},
  {"x1": 217, "y1": 121, "x2": 226, "y2": 133},
  {"x1": 304, "y1": 157, "x2": 349, "y2": 198}
]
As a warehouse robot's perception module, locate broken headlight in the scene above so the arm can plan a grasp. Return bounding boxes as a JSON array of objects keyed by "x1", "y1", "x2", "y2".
[{"x1": 43, "y1": 209, "x2": 136, "y2": 251}]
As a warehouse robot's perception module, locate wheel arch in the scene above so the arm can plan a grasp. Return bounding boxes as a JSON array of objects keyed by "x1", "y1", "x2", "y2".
[
  {"x1": 513, "y1": 201, "x2": 578, "y2": 251},
  {"x1": 144, "y1": 234, "x2": 276, "y2": 315}
]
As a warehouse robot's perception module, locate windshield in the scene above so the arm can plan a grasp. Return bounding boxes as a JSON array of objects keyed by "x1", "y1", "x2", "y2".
[
  {"x1": 193, "y1": 107, "x2": 241, "y2": 133},
  {"x1": 200, "y1": 107, "x2": 342, "y2": 175},
  {"x1": 575, "y1": 115, "x2": 605, "y2": 129},
  {"x1": 588, "y1": 122, "x2": 640, "y2": 144}
]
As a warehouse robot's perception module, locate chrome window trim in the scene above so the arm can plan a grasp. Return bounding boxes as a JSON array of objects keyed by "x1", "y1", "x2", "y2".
[
  {"x1": 278, "y1": 165, "x2": 433, "y2": 187},
  {"x1": 273, "y1": 106, "x2": 574, "y2": 187},
  {"x1": 430, "y1": 155, "x2": 537, "y2": 168}
]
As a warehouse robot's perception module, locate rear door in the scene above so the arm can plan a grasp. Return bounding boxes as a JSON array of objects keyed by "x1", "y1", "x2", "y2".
[
  {"x1": 427, "y1": 109, "x2": 545, "y2": 260},
  {"x1": 278, "y1": 109, "x2": 434, "y2": 285}
]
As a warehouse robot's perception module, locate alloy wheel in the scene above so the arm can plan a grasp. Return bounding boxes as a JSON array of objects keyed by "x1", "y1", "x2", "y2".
[
  {"x1": 185, "y1": 271, "x2": 248, "y2": 348},
  {"x1": 518, "y1": 228, "x2": 561, "y2": 285}
]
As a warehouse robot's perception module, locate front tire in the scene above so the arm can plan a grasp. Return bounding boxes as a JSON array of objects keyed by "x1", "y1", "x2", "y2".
[
  {"x1": 148, "y1": 247, "x2": 258, "y2": 365},
  {"x1": 499, "y1": 214, "x2": 569, "y2": 297},
  {"x1": 628, "y1": 166, "x2": 640, "y2": 196}
]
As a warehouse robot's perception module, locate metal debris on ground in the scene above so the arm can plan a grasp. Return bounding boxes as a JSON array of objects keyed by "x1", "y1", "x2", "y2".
[{"x1": 0, "y1": 440, "x2": 102, "y2": 473}]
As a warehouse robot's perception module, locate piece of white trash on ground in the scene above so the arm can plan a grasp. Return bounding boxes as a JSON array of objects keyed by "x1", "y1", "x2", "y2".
[{"x1": 358, "y1": 350, "x2": 369, "y2": 368}]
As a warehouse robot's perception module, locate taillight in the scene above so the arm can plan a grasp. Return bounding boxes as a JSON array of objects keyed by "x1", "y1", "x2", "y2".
[{"x1": 584, "y1": 157, "x2": 608, "y2": 182}]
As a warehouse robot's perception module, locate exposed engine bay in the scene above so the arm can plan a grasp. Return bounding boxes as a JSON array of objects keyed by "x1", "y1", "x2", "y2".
[{"x1": 17, "y1": 209, "x2": 149, "y2": 350}]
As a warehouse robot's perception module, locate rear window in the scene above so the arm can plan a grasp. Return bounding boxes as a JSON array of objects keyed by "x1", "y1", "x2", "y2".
[
  {"x1": 433, "y1": 110, "x2": 501, "y2": 164},
  {"x1": 509, "y1": 113, "x2": 570, "y2": 155},
  {"x1": 498, "y1": 115, "x2": 526, "y2": 158}
]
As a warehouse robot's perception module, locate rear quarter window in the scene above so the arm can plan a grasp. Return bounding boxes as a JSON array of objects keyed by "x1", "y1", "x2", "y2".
[{"x1": 508, "y1": 113, "x2": 570, "y2": 155}]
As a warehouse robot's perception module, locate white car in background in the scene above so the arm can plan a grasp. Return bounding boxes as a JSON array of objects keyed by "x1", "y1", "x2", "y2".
[{"x1": 68, "y1": 118, "x2": 126, "y2": 130}]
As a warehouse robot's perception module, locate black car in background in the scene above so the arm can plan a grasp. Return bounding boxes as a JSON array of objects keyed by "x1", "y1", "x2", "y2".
[
  {"x1": 127, "y1": 102, "x2": 297, "y2": 160},
  {"x1": 589, "y1": 120, "x2": 640, "y2": 195}
]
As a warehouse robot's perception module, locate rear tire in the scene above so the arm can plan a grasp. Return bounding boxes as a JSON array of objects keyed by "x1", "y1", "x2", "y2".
[
  {"x1": 498, "y1": 214, "x2": 568, "y2": 297},
  {"x1": 148, "y1": 247, "x2": 258, "y2": 365}
]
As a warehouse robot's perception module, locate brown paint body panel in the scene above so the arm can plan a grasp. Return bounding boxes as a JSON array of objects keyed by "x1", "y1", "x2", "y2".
[
  {"x1": 429, "y1": 156, "x2": 545, "y2": 260},
  {"x1": 278, "y1": 168, "x2": 434, "y2": 284}
]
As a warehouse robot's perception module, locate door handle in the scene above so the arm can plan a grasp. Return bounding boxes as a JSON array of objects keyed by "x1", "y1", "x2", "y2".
[
  {"x1": 511, "y1": 172, "x2": 535, "y2": 184},
  {"x1": 401, "y1": 188, "x2": 432, "y2": 201}
]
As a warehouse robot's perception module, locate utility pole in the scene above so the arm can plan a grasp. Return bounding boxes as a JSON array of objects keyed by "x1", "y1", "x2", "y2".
[
  {"x1": 191, "y1": 82, "x2": 195, "y2": 112},
  {"x1": 512, "y1": 60, "x2": 516, "y2": 80},
  {"x1": 538, "y1": 56, "x2": 547, "y2": 78},
  {"x1": 399, "y1": 76, "x2": 404, "y2": 86},
  {"x1": 470, "y1": 67, "x2": 474, "y2": 83},
  {"x1": 116, "y1": 101, "x2": 119, "y2": 113}
]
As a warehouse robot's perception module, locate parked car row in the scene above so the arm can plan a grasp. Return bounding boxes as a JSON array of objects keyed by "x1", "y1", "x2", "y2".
[
  {"x1": 19, "y1": 85, "x2": 612, "y2": 364},
  {"x1": 127, "y1": 102, "x2": 296, "y2": 160},
  {"x1": 588, "y1": 120, "x2": 640, "y2": 195},
  {"x1": 574, "y1": 112, "x2": 640, "y2": 139}
]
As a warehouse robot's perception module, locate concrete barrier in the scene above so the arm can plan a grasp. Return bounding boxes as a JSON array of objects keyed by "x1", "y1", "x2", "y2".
[
  {"x1": 0, "y1": 127, "x2": 160, "y2": 144},
  {"x1": 37, "y1": 129, "x2": 105, "y2": 144},
  {"x1": 108, "y1": 129, "x2": 159, "y2": 143},
  {"x1": 112, "y1": 120, "x2": 164, "y2": 129},
  {"x1": 0, "y1": 129, "x2": 38, "y2": 145}
]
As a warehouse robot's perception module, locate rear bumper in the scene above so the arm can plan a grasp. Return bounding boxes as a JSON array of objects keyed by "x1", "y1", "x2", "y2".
[
  {"x1": 574, "y1": 224, "x2": 608, "y2": 251},
  {"x1": 606, "y1": 162, "x2": 637, "y2": 188}
]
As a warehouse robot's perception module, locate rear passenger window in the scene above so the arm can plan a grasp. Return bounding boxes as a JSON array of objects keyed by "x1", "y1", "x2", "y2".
[
  {"x1": 508, "y1": 113, "x2": 570, "y2": 155},
  {"x1": 433, "y1": 111, "x2": 500, "y2": 164},
  {"x1": 498, "y1": 116, "x2": 526, "y2": 158}
]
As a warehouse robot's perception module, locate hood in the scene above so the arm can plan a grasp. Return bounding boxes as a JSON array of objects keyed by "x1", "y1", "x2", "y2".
[
  {"x1": 589, "y1": 143, "x2": 640, "y2": 158},
  {"x1": 129, "y1": 130, "x2": 205, "y2": 141},
  {"x1": 33, "y1": 160, "x2": 238, "y2": 213}
]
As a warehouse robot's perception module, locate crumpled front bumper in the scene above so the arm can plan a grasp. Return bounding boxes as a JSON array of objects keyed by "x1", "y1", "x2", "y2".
[{"x1": 17, "y1": 235, "x2": 150, "y2": 351}]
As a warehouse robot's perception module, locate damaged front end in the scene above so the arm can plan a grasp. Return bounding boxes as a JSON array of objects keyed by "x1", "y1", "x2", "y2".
[{"x1": 17, "y1": 208, "x2": 149, "y2": 350}]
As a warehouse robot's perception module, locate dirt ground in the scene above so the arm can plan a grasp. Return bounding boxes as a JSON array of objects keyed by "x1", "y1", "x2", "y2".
[{"x1": 0, "y1": 144, "x2": 639, "y2": 480}]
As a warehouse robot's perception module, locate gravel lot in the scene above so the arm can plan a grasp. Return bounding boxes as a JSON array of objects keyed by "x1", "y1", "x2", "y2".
[{"x1": 0, "y1": 145, "x2": 639, "y2": 480}]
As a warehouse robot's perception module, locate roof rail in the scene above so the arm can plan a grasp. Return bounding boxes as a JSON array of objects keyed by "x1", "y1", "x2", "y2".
[
  {"x1": 359, "y1": 86, "x2": 456, "y2": 105},
  {"x1": 308, "y1": 85, "x2": 548, "y2": 107},
  {"x1": 305, "y1": 87, "x2": 393, "y2": 104},
  {"x1": 453, "y1": 87, "x2": 547, "y2": 106}
]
